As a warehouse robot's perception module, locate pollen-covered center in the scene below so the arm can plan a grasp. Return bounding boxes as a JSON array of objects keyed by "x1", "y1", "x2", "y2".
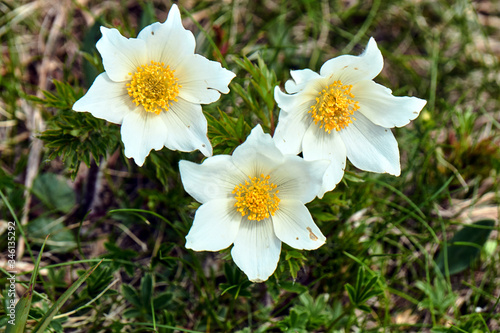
[
  {"x1": 309, "y1": 80, "x2": 360, "y2": 133},
  {"x1": 127, "y1": 61, "x2": 180, "y2": 115},
  {"x1": 233, "y1": 174, "x2": 280, "y2": 221}
]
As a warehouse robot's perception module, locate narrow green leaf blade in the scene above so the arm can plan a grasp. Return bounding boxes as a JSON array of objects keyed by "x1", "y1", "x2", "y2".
[
  {"x1": 32, "y1": 260, "x2": 103, "y2": 333},
  {"x1": 141, "y1": 274, "x2": 153, "y2": 308},
  {"x1": 6, "y1": 235, "x2": 49, "y2": 333},
  {"x1": 5, "y1": 284, "x2": 33, "y2": 333},
  {"x1": 355, "y1": 267, "x2": 364, "y2": 295},
  {"x1": 345, "y1": 283, "x2": 356, "y2": 304}
]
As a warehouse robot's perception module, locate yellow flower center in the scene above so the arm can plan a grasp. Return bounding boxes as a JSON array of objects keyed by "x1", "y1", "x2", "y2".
[
  {"x1": 126, "y1": 61, "x2": 180, "y2": 115},
  {"x1": 233, "y1": 174, "x2": 280, "y2": 221},
  {"x1": 309, "y1": 80, "x2": 359, "y2": 133}
]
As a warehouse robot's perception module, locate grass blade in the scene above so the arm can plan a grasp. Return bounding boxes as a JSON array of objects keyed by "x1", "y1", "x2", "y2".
[
  {"x1": 5, "y1": 284, "x2": 33, "y2": 333},
  {"x1": 6, "y1": 235, "x2": 49, "y2": 333},
  {"x1": 31, "y1": 260, "x2": 103, "y2": 333}
]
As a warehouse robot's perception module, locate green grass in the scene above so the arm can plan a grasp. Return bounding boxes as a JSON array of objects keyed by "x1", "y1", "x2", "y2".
[{"x1": 1, "y1": 0, "x2": 499, "y2": 332}]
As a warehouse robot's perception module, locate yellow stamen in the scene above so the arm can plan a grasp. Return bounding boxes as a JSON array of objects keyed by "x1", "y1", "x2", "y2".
[
  {"x1": 126, "y1": 61, "x2": 180, "y2": 115},
  {"x1": 233, "y1": 174, "x2": 280, "y2": 221},
  {"x1": 309, "y1": 80, "x2": 359, "y2": 133}
]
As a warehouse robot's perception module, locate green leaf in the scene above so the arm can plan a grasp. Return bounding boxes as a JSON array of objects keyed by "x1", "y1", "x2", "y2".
[
  {"x1": 220, "y1": 284, "x2": 238, "y2": 296},
  {"x1": 287, "y1": 258, "x2": 301, "y2": 281},
  {"x1": 285, "y1": 250, "x2": 307, "y2": 261},
  {"x1": 35, "y1": 81, "x2": 120, "y2": 179},
  {"x1": 140, "y1": 274, "x2": 153, "y2": 308},
  {"x1": 27, "y1": 217, "x2": 76, "y2": 252},
  {"x1": 123, "y1": 308, "x2": 142, "y2": 319},
  {"x1": 287, "y1": 308, "x2": 308, "y2": 330},
  {"x1": 279, "y1": 281, "x2": 308, "y2": 294},
  {"x1": 31, "y1": 173, "x2": 76, "y2": 214},
  {"x1": 415, "y1": 277, "x2": 456, "y2": 315},
  {"x1": 223, "y1": 262, "x2": 236, "y2": 284},
  {"x1": 5, "y1": 286, "x2": 33, "y2": 333},
  {"x1": 153, "y1": 292, "x2": 173, "y2": 310},
  {"x1": 355, "y1": 267, "x2": 364, "y2": 296},
  {"x1": 32, "y1": 260, "x2": 103, "y2": 333},
  {"x1": 220, "y1": 263, "x2": 252, "y2": 298},
  {"x1": 359, "y1": 276, "x2": 381, "y2": 302},
  {"x1": 361, "y1": 289, "x2": 383, "y2": 303},
  {"x1": 102, "y1": 242, "x2": 137, "y2": 275},
  {"x1": 285, "y1": 250, "x2": 307, "y2": 280},
  {"x1": 205, "y1": 110, "x2": 251, "y2": 154},
  {"x1": 83, "y1": 265, "x2": 115, "y2": 299},
  {"x1": 345, "y1": 283, "x2": 356, "y2": 304},
  {"x1": 231, "y1": 55, "x2": 279, "y2": 129},
  {"x1": 6, "y1": 236, "x2": 49, "y2": 333},
  {"x1": 358, "y1": 304, "x2": 372, "y2": 313},
  {"x1": 122, "y1": 284, "x2": 141, "y2": 308},
  {"x1": 436, "y1": 219, "x2": 495, "y2": 275},
  {"x1": 344, "y1": 267, "x2": 383, "y2": 312}
]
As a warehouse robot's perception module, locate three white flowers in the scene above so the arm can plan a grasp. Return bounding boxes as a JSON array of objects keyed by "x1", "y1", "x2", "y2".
[{"x1": 72, "y1": 4, "x2": 426, "y2": 282}]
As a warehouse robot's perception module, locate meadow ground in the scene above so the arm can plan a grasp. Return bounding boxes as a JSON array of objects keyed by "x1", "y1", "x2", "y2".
[{"x1": 0, "y1": 0, "x2": 499, "y2": 332}]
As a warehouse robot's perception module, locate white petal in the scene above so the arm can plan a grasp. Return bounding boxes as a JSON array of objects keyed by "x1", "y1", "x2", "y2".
[
  {"x1": 73, "y1": 73, "x2": 135, "y2": 124},
  {"x1": 274, "y1": 86, "x2": 315, "y2": 116},
  {"x1": 232, "y1": 125, "x2": 284, "y2": 175},
  {"x1": 317, "y1": 159, "x2": 344, "y2": 198},
  {"x1": 319, "y1": 37, "x2": 383, "y2": 85},
  {"x1": 352, "y1": 80, "x2": 427, "y2": 128},
  {"x1": 273, "y1": 200, "x2": 326, "y2": 250},
  {"x1": 231, "y1": 219, "x2": 281, "y2": 283},
  {"x1": 96, "y1": 27, "x2": 147, "y2": 82},
  {"x1": 285, "y1": 68, "x2": 322, "y2": 94},
  {"x1": 273, "y1": 87, "x2": 313, "y2": 155},
  {"x1": 185, "y1": 199, "x2": 241, "y2": 251},
  {"x1": 137, "y1": 4, "x2": 196, "y2": 69},
  {"x1": 179, "y1": 157, "x2": 246, "y2": 203},
  {"x1": 161, "y1": 98, "x2": 212, "y2": 157},
  {"x1": 269, "y1": 155, "x2": 329, "y2": 204},
  {"x1": 120, "y1": 110, "x2": 166, "y2": 166},
  {"x1": 177, "y1": 54, "x2": 236, "y2": 104},
  {"x1": 339, "y1": 112, "x2": 400, "y2": 175},
  {"x1": 302, "y1": 123, "x2": 347, "y2": 197},
  {"x1": 275, "y1": 83, "x2": 326, "y2": 113},
  {"x1": 232, "y1": 152, "x2": 283, "y2": 183}
]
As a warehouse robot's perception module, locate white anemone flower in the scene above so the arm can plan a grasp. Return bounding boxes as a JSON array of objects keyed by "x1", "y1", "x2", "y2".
[
  {"x1": 180, "y1": 125, "x2": 329, "y2": 282},
  {"x1": 73, "y1": 4, "x2": 236, "y2": 166},
  {"x1": 273, "y1": 38, "x2": 427, "y2": 197}
]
